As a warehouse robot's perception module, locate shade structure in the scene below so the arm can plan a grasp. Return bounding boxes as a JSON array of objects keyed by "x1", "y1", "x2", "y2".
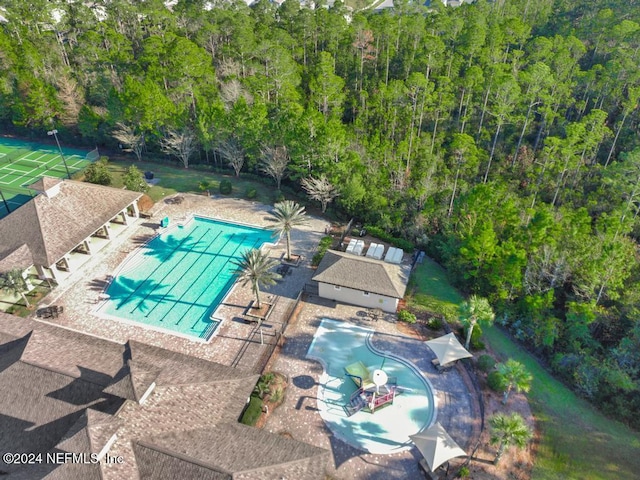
[
  {"x1": 425, "y1": 333, "x2": 472, "y2": 366},
  {"x1": 410, "y1": 422, "x2": 467, "y2": 471}
]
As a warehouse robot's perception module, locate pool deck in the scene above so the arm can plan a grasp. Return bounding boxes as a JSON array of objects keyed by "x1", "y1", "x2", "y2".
[
  {"x1": 265, "y1": 297, "x2": 479, "y2": 479},
  {"x1": 33, "y1": 193, "x2": 478, "y2": 479}
]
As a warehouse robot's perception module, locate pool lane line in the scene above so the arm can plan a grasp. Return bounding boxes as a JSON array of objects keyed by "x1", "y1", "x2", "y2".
[
  {"x1": 128, "y1": 227, "x2": 213, "y2": 313},
  {"x1": 157, "y1": 232, "x2": 247, "y2": 326},
  {"x1": 141, "y1": 228, "x2": 225, "y2": 318},
  {"x1": 181, "y1": 235, "x2": 264, "y2": 331},
  {"x1": 115, "y1": 226, "x2": 202, "y2": 309}
]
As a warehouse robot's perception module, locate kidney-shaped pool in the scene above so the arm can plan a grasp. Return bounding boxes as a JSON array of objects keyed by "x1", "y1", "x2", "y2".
[{"x1": 307, "y1": 318, "x2": 436, "y2": 454}]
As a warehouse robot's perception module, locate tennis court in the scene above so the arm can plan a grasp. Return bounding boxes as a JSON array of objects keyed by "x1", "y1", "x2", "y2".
[{"x1": 0, "y1": 137, "x2": 97, "y2": 219}]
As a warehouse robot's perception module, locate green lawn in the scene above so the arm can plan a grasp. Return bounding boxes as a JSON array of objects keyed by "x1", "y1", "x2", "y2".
[
  {"x1": 484, "y1": 326, "x2": 640, "y2": 480},
  {"x1": 409, "y1": 257, "x2": 640, "y2": 480},
  {"x1": 104, "y1": 159, "x2": 282, "y2": 205},
  {"x1": 406, "y1": 257, "x2": 464, "y2": 320}
]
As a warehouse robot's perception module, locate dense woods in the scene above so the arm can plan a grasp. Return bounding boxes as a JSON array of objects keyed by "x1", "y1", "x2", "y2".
[{"x1": 1, "y1": 0, "x2": 639, "y2": 427}]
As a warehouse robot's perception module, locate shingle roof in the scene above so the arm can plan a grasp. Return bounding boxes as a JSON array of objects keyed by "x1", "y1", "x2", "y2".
[
  {"x1": 312, "y1": 250, "x2": 410, "y2": 298},
  {"x1": 56, "y1": 409, "x2": 122, "y2": 454},
  {"x1": 0, "y1": 244, "x2": 34, "y2": 272},
  {"x1": 103, "y1": 359, "x2": 161, "y2": 402},
  {"x1": 0, "y1": 177, "x2": 141, "y2": 267},
  {"x1": 134, "y1": 424, "x2": 330, "y2": 480},
  {"x1": 0, "y1": 313, "x2": 330, "y2": 479}
]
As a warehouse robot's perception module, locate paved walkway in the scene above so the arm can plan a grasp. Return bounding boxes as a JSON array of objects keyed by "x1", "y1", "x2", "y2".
[{"x1": 265, "y1": 296, "x2": 478, "y2": 479}]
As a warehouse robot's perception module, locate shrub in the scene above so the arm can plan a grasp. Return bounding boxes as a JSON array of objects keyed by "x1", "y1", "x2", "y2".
[
  {"x1": 240, "y1": 396, "x2": 263, "y2": 426},
  {"x1": 487, "y1": 370, "x2": 507, "y2": 392},
  {"x1": 397, "y1": 310, "x2": 417, "y2": 324},
  {"x1": 364, "y1": 225, "x2": 415, "y2": 252},
  {"x1": 458, "y1": 466, "x2": 470, "y2": 478},
  {"x1": 123, "y1": 165, "x2": 148, "y2": 192},
  {"x1": 311, "y1": 236, "x2": 334, "y2": 266},
  {"x1": 245, "y1": 187, "x2": 257, "y2": 199},
  {"x1": 84, "y1": 158, "x2": 112, "y2": 186},
  {"x1": 274, "y1": 191, "x2": 285, "y2": 203},
  {"x1": 426, "y1": 316, "x2": 443, "y2": 330},
  {"x1": 477, "y1": 354, "x2": 496, "y2": 373},
  {"x1": 219, "y1": 179, "x2": 232, "y2": 194}
]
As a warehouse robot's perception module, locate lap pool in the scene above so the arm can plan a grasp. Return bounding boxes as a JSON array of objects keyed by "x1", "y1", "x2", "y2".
[
  {"x1": 307, "y1": 318, "x2": 436, "y2": 454},
  {"x1": 97, "y1": 216, "x2": 272, "y2": 341}
]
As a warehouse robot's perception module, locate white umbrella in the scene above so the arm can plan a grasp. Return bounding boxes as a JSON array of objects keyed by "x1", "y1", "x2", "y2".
[
  {"x1": 425, "y1": 333, "x2": 472, "y2": 366},
  {"x1": 410, "y1": 422, "x2": 467, "y2": 471}
]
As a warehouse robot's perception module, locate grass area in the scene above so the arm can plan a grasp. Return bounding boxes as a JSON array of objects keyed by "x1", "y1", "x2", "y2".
[
  {"x1": 409, "y1": 256, "x2": 640, "y2": 479},
  {"x1": 484, "y1": 326, "x2": 640, "y2": 480},
  {"x1": 103, "y1": 159, "x2": 282, "y2": 205},
  {"x1": 406, "y1": 257, "x2": 464, "y2": 320}
]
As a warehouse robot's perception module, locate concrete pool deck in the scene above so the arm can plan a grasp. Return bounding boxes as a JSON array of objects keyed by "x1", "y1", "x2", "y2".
[{"x1": 32, "y1": 193, "x2": 478, "y2": 478}]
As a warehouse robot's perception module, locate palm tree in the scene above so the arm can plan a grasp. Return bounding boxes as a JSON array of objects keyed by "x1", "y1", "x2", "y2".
[
  {"x1": 497, "y1": 359, "x2": 533, "y2": 405},
  {"x1": 233, "y1": 249, "x2": 279, "y2": 309},
  {"x1": 0, "y1": 269, "x2": 30, "y2": 307},
  {"x1": 459, "y1": 294, "x2": 495, "y2": 350},
  {"x1": 489, "y1": 412, "x2": 532, "y2": 465},
  {"x1": 270, "y1": 201, "x2": 308, "y2": 261}
]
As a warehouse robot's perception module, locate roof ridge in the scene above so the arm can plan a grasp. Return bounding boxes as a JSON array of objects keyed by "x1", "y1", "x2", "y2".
[{"x1": 134, "y1": 439, "x2": 234, "y2": 475}]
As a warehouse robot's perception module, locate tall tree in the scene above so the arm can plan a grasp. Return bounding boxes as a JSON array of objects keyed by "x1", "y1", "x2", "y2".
[
  {"x1": 233, "y1": 248, "x2": 279, "y2": 310},
  {"x1": 301, "y1": 175, "x2": 339, "y2": 213},
  {"x1": 497, "y1": 359, "x2": 533, "y2": 404},
  {"x1": 459, "y1": 294, "x2": 495, "y2": 350},
  {"x1": 0, "y1": 269, "x2": 31, "y2": 307},
  {"x1": 161, "y1": 129, "x2": 198, "y2": 169},
  {"x1": 269, "y1": 201, "x2": 308, "y2": 261}
]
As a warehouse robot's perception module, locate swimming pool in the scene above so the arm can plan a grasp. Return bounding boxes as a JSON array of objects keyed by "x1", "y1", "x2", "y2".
[
  {"x1": 307, "y1": 318, "x2": 436, "y2": 454},
  {"x1": 98, "y1": 216, "x2": 273, "y2": 341}
]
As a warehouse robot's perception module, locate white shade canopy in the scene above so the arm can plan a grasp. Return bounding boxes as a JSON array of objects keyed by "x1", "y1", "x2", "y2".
[
  {"x1": 425, "y1": 333, "x2": 472, "y2": 366},
  {"x1": 410, "y1": 422, "x2": 467, "y2": 471}
]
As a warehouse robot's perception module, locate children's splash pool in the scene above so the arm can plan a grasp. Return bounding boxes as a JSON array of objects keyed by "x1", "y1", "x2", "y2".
[{"x1": 307, "y1": 318, "x2": 436, "y2": 454}]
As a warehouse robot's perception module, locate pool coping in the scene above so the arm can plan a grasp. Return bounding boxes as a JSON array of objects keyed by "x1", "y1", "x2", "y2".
[
  {"x1": 306, "y1": 317, "x2": 438, "y2": 455},
  {"x1": 94, "y1": 215, "x2": 280, "y2": 344}
]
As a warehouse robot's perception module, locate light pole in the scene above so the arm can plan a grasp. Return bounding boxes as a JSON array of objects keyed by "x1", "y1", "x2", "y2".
[{"x1": 47, "y1": 129, "x2": 71, "y2": 179}]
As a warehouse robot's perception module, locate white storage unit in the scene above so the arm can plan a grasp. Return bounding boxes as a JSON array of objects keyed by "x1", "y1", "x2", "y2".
[
  {"x1": 366, "y1": 243, "x2": 379, "y2": 258},
  {"x1": 385, "y1": 247, "x2": 398, "y2": 263},
  {"x1": 373, "y1": 244, "x2": 385, "y2": 259},
  {"x1": 353, "y1": 240, "x2": 365, "y2": 256},
  {"x1": 346, "y1": 238, "x2": 357, "y2": 254}
]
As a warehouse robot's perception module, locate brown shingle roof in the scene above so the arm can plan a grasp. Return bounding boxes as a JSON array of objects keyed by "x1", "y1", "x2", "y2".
[
  {"x1": 28, "y1": 176, "x2": 63, "y2": 191},
  {"x1": 312, "y1": 250, "x2": 410, "y2": 298},
  {"x1": 0, "y1": 177, "x2": 141, "y2": 267},
  {"x1": 56, "y1": 409, "x2": 122, "y2": 454},
  {"x1": 103, "y1": 359, "x2": 161, "y2": 402},
  {"x1": 0, "y1": 244, "x2": 34, "y2": 272},
  {"x1": 134, "y1": 424, "x2": 330, "y2": 479},
  {"x1": 0, "y1": 313, "x2": 331, "y2": 479}
]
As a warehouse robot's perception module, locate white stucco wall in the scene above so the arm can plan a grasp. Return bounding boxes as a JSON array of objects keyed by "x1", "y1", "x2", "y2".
[{"x1": 317, "y1": 283, "x2": 399, "y2": 313}]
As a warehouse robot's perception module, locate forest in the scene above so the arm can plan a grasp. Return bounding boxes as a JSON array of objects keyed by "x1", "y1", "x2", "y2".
[{"x1": 0, "y1": 0, "x2": 639, "y2": 428}]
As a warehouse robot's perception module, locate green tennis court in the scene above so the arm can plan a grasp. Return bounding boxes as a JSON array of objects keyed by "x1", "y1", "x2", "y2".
[{"x1": 0, "y1": 137, "x2": 97, "y2": 219}]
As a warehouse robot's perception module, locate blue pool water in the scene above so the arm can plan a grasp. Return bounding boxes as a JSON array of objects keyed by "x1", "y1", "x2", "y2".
[
  {"x1": 307, "y1": 318, "x2": 436, "y2": 454},
  {"x1": 98, "y1": 216, "x2": 272, "y2": 341}
]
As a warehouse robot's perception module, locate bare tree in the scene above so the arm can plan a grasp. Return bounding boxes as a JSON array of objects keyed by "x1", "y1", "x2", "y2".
[
  {"x1": 261, "y1": 145, "x2": 290, "y2": 190},
  {"x1": 301, "y1": 176, "x2": 339, "y2": 213},
  {"x1": 218, "y1": 136, "x2": 245, "y2": 177},
  {"x1": 56, "y1": 74, "x2": 82, "y2": 125},
  {"x1": 161, "y1": 129, "x2": 198, "y2": 169},
  {"x1": 112, "y1": 123, "x2": 145, "y2": 162}
]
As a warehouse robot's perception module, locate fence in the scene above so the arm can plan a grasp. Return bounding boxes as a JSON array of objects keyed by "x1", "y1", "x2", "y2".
[{"x1": 230, "y1": 288, "x2": 305, "y2": 374}]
